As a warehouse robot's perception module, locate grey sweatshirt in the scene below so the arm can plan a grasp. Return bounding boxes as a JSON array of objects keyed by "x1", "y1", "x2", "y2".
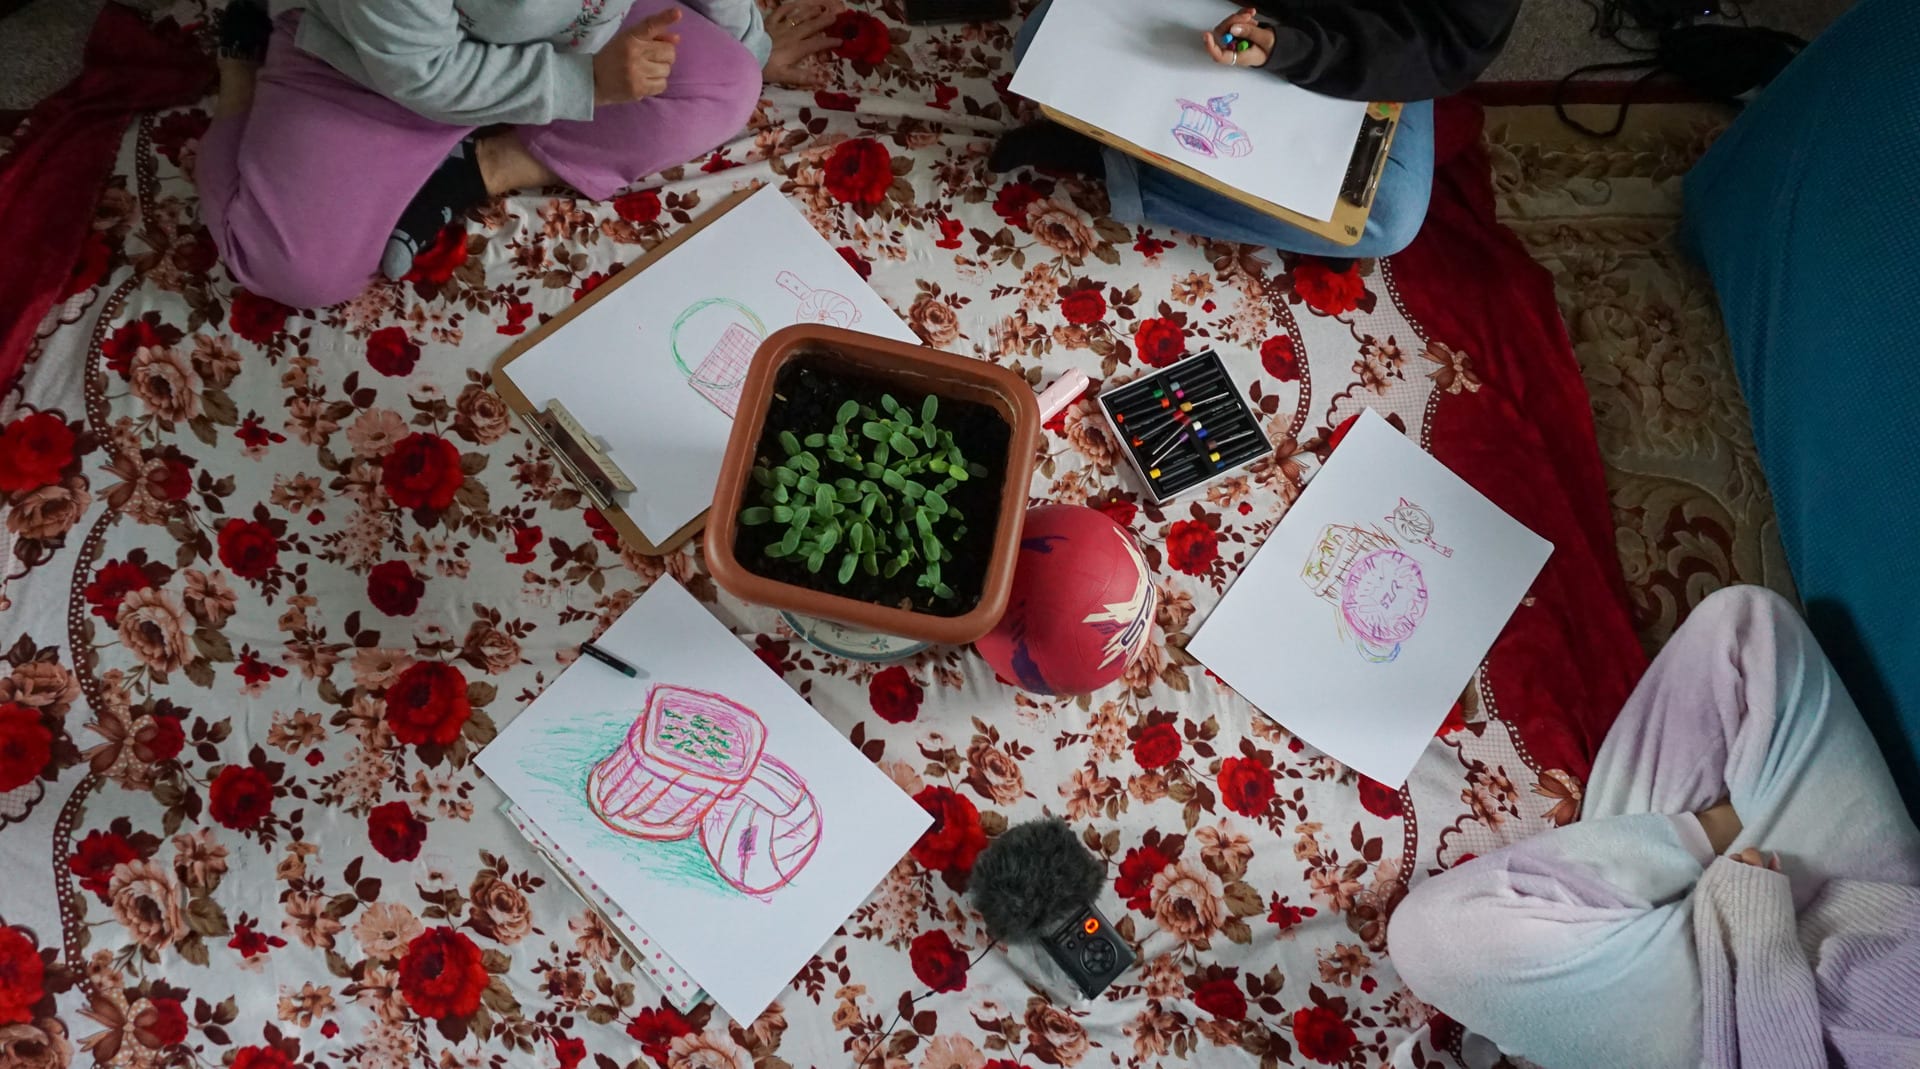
[{"x1": 271, "y1": 0, "x2": 769, "y2": 127}]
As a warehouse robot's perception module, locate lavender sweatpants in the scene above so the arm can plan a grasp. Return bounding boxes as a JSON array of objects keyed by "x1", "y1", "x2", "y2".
[
  {"x1": 196, "y1": 2, "x2": 761, "y2": 308},
  {"x1": 1388, "y1": 587, "x2": 1920, "y2": 1068}
]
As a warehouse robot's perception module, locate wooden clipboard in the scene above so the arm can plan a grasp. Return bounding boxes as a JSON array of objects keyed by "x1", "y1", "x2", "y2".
[
  {"x1": 490, "y1": 185, "x2": 761, "y2": 556},
  {"x1": 1039, "y1": 100, "x2": 1401, "y2": 247}
]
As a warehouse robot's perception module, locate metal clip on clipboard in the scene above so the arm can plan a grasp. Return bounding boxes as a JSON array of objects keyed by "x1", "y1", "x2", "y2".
[{"x1": 517, "y1": 401, "x2": 636, "y2": 513}]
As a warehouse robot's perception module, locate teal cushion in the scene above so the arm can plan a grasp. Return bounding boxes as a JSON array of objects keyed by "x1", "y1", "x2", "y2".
[{"x1": 1683, "y1": 0, "x2": 1920, "y2": 815}]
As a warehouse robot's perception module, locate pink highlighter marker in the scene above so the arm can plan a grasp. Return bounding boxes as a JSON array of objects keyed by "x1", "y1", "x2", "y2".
[{"x1": 1037, "y1": 369, "x2": 1092, "y2": 423}]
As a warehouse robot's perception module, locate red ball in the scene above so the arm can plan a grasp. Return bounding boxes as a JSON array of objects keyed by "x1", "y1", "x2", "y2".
[{"x1": 976, "y1": 505, "x2": 1157, "y2": 695}]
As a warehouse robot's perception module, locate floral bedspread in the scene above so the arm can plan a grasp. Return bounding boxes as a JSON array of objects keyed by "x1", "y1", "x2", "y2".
[{"x1": 0, "y1": 4, "x2": 1643, "y2": 1068}]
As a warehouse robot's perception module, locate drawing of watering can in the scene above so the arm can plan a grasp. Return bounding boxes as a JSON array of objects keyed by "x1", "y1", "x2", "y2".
[
  {"x1": 777, "y1": 271, "x2": 863, "y2": 328},
  {"x1": 1171, "y1": 93, "x2": 1253, "y2": 159}
]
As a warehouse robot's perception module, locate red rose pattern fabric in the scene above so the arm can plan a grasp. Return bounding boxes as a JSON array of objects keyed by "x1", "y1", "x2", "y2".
[
  {"x1": 382, "y1": 661, "x2": 474, "y2": 747},
  {"x1": 868, "y1": 664, "x2": 924, "y2": 723},
  {"x1": 367, "y1": 800, "x2": 428, "y2": 862},
  {"x1": 402, "y1": 225, "x2": 471, "y2": 286},
  {"x1": 381, "y1": 432, "x2": 467, "y2": 511},
  {"x1": 365, "y1": 326, "x2": 422, "y2": 377},
  {"x1": 0, "y1": 413, "x2": 77, "y2": 492},
  {"x1": 0, "y1": 925, "x2": 44, "y2": 1025},
  {"x1": 0, "y1": 705, "x2": 54, "y2": 792},
  {"x1": 398, "y1": 927, "x2": 491, "y2": 1020},
  {"x1": 206, "y1": 763, "x2": 275, "y2": 829},
  {"x1": 908, "y1": 929, "x2": 971, "y2": 993},
  {"x1": 823, "y1": 137, "x2": 895, "y2": 207},
  {"x1": 0, "y1": 6, "x2": 1645, "y2": 1069},
  {"x1": 830, "y1": 11, "x2": 892, "y2": 66},
  {"x1": 366, "y1": 559, "x2": 426, "y2": 616},
  {"x1": 911, "y1": 786, "x2": 988, "y2": 879},
  {"x1": 215, "y1": 517, "x2": 279, "y2": 579}
]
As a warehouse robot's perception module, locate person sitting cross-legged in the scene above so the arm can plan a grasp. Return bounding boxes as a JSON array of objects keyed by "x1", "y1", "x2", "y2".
[
  {"x1": 1389, "y1": 586, "x2": 1920, "y2": 1068},
  {"x1": 993, "y1": 0, "x2": 1524, "y2": 257}
]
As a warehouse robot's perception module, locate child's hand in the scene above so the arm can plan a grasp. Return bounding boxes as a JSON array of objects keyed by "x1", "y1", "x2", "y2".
[
  {"x1": 594, "y1": 9, "x2": 681, "y2": 105},
  {"x1": 1729, "y1": 847, "x2": 1782, "y2": 871},
  {"x1": 1203, "y1": 7, "x2": 1272, "y2": 68},
  {"x1": 764, "y1": 0, "x2": 843, "y2": 89}
]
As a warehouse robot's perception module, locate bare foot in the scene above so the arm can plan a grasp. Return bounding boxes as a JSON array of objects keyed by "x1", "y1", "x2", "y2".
[
  {"x1": 476, "y1": 133, "x2": 561, "y2": 196},
  {"x1": 216, "y1": 58, "x2": 259, "y2": 118},
  {"x1": 1696, "y1": 800, "x2": 1743, "y2": 855}
]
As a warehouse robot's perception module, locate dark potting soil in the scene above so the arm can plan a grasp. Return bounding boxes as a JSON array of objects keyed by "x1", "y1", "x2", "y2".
[{"x1": 737, "y1": 355, "x2": 1011, "y2": 616}]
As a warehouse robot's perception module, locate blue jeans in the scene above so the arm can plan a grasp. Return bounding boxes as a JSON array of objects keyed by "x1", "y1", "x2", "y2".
[{"x1": 1011, "y1": 0, "x2": 1434, "y2": 258}]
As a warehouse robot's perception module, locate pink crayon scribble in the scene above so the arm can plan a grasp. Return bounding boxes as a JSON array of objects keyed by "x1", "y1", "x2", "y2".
[
  {"x1": 588, "y1": 685, "x2": 822, "y2": 896},
  {"x1": 689, "y1": 324, "x2": 759, "y2": 417},
  {"x1": 1300, "y1": 523, "x2": 1429, "y2": 663},
  {"x1": 777, "y1": 271, "x2": 862, "y2": 328},
  {"x1": 1171, "y1": 94, "x2": 1253, "y2": 159},
  {"x1": 1341, "y1": 549, "x2": 1428, "y2": 654}
]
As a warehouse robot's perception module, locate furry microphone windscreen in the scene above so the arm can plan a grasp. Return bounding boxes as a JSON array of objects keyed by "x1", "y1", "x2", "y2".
[{"x1": 968, "y1": 818, "x2": 1104, "y2": 942}]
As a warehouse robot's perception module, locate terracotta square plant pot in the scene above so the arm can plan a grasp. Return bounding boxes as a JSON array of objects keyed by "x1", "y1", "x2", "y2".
[{"x1": 706, "y1": 325, "x2": 1039, "y2": 646}]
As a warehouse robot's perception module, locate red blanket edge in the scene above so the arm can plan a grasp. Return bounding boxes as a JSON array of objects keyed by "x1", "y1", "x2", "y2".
[
  {"x1": 1394, "y1": 97, "x2": 1648, "y2": 781},
  {"x1": 0, "y1": 4, "x2": 211, "y2": 395}
]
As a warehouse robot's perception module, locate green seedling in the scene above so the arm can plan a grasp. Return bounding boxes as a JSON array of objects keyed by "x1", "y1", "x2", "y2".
[{"x1": 742, "y1": 391, "x2": 984, "y2": 601}]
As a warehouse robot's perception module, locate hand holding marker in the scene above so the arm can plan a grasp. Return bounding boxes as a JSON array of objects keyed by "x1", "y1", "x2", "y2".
[{"x1": 1204, "y1": 7, "x2": 1275, "y2": 68}]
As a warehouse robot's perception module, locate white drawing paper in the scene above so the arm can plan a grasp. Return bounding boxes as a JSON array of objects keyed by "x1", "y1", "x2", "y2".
[
  {"x1": 1188, "y1": 410, "x2": 1553, "y2": 785},
  {"x1": 1008, "y1": 0, "x2": 1369, "y2": 222},
  {"x1": 478, "y1": 578, "x2": 931, "y2": 1023},
  {"x1": 502, "y1": 186, "x2": 917, "y2": 544}
]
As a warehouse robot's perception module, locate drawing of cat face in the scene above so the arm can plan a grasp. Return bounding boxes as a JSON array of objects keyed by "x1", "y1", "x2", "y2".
[{"x1": 1387, "y1": 498, "x2": 1435, "y2": 543}]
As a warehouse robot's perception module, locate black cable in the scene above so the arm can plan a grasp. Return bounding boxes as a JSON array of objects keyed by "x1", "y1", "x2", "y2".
[
  {"x1": 857, "y1": 940, "x2": 1002, "y2": 1068},
  {"x1": 1577, "y1": 0, "x2": 1683, "y2": 52}
]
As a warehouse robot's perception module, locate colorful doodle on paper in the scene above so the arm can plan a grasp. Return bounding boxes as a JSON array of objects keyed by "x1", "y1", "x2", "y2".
[
  {"x1": 1300, "y1": 503, "x2": 1448, "y2": 663},
  {"x1": 1171, "y1": 93, "x2": 1254, "y2": 159},
  {"x1": 1387, "y1": 497, "x2": 1453, "y2": 557},
  {"x1": 587, "y1": 685, "x2": 823, "y2": 897},
  {"x1": 671, "y1": 297, "x2": 766, "y2": 416},
  {"x1": 777, "y1": 271, "x2": 863, "y2": 328}
]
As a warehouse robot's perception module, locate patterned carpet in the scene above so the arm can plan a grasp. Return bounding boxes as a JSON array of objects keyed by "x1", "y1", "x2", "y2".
[{"x1": 1484, "y1": 102, "x2": 1793, "y2": 652}]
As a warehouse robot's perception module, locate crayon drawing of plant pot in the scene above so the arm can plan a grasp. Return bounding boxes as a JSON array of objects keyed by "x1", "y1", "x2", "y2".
[{"x1": 707, "y1": 325, "x2": 1041, "y2": 645}]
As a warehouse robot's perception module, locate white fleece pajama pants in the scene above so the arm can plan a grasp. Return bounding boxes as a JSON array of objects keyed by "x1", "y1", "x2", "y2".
[{"x1": 1386, "y1": 586, "x2": 1920, "y2": 1068}]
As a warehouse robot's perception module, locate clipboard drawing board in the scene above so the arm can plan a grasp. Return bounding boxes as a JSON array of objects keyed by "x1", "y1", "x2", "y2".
[
  {"x1": 1010, "y1": 0, "x2": 1399, "y2": 245},
  {"x1": 490, "y1": 186, "x2": 917, "y2": 554}
]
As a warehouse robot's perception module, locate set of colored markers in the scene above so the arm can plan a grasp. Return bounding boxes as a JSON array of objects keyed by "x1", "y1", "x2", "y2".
[{"x1": 1097, "y1": 350, "x2": 1275, "y2": 503}]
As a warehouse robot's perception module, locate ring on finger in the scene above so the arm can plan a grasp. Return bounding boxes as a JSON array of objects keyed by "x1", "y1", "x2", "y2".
[{"x1": 1228, "y1": 52, "x2": 1237, "y2": 65}]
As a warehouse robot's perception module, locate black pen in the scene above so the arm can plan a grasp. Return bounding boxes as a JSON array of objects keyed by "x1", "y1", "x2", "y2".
[{"x1": 579, "y1": 641, "x2": 639, "y2": 678}]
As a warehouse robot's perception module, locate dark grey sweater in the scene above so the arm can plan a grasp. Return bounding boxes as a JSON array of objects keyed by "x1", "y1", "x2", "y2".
[{"x1": 1253, "y1": 0, "x2": 1524, "y2": 101}]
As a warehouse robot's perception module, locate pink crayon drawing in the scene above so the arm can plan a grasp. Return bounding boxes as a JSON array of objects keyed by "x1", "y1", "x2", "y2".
[
  {"x1": 688, "y1": 323, "x2": 760, "y2": 417},
  {"x1": 1300, "y1": 522, "x2": 1430, "y2": 663},
  {"x1": 777, "y1": 271, "x2": 863, "y2": 328},
  {"x1": 589, "y1": 685, "x2": 822, "y2": 896},
  {"x1": 700, "y1": 755, "x2": 821, "y2": 895},
  {"x1": 1171, "y1": 94, "x2": 1253, "y2": 159}
]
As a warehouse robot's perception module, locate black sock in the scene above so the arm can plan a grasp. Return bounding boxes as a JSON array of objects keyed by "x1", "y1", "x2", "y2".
[
  {"x1": 989, "y1": 121, "x2": 1105, "y2": 177},
  {"x1": 382, "y1": 139, "x2": 488, "y2": 280},
  {"x1": 217, "y1": 0, "x2": 272, "y2": 63}
]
